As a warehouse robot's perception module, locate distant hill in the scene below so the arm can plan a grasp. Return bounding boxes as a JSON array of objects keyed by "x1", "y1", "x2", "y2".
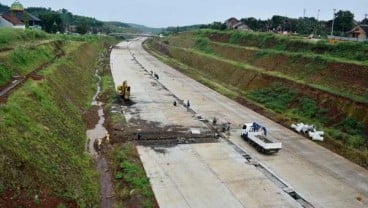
[
  {"x1": 128, "y1": 23, "x2": 163, "y2": 34},
  {"x1": 105, "y1": 21, "x2": 131, "y2": 28}
]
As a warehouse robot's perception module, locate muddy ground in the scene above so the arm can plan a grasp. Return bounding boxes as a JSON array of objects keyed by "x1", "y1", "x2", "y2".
[{"x1": 0, "y1": 190, "x2": 77, "y2": 208}]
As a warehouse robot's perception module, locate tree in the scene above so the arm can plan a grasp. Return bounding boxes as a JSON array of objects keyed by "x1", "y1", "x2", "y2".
[
  {"x1": 271, "y1": 15, "x2": 288, "y2": 31},
  {"x1": 296, "y1": 17, "x2": 318, "y2": 35},
  {"x1": 76, "y1": 23, "x2": 88, "y2": 34},
  {"x1": 23, "y1": 12, "x2": 29, "y2": 28},
  {"x1": 241, "y1": 17, "x2": 257, "y2": 30},
  {"x1": 333, "y1": 10, "x2": 354, "y2": 35},
  {"x1": 209, "y1": 22, "x2": 226, "y2": 30},
  {"x1": 60, "y1": 8, "x2": 73, "y2": 32},
  {"x1": 39, "y1": 13, "x2": 63, "y2": 33}
]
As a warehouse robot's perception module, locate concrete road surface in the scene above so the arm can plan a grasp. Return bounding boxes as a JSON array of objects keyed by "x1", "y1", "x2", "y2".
[{"x1": 110, "y1": 38, "x2": 368, "y2": 208}]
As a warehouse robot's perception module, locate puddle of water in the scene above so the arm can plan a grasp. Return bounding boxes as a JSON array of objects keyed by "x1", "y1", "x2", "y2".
[{"x1": 86, "y1": 108, "x2": 106, "y2": 156}]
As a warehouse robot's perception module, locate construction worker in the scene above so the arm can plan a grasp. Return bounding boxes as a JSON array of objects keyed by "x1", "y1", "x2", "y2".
[{"x1": 212, "y1": 117, "x2": 217, "y2": 125}]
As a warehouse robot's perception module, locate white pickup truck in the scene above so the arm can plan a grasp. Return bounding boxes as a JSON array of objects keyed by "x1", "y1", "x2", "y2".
[{"x1": 241, "y1": 122, "x2": 282, "y2": 154}]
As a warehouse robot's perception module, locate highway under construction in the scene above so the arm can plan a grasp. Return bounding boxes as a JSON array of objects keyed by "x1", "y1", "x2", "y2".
[{"x1": 109, "y1": 38, "x2": 368, "y2": 208}]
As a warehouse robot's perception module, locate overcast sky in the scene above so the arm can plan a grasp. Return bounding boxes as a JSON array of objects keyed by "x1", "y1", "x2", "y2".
[{"x1": 1, "y1": 0, "x2": 367, "y2": 27}]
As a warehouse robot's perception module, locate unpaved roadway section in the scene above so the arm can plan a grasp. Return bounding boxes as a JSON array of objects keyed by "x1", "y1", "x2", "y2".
[{"x1": 111, "y1": 38, "x2": 368, "y2": 207}]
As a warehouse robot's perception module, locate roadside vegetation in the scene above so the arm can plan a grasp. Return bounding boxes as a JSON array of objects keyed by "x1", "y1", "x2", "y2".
[
  {"x1": 0, "y1": 28, "x2": 48, "y2": 50},
  {"x1": 144, "y1": 30, "x2": 368, "y2": 168},
  {"x1": 107, "y1": 143, "x2": 156, "y2": 208},
  {"x1": 199, "y1": 29, "x2": 368, "y2": 62},
  {"x1": 0, "y1": 28, "x2": 117, "y2": 207}
]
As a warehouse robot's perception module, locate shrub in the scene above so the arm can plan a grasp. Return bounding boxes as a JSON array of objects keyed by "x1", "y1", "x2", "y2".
[
  {"x1": 246, "y1": 85, "x2": 296, "y2": 113},
  {"x1": 298, "y1": 97, "x2": 317, "y2": 117},
  {"x1": 193, "y1": 37, "x2": 213, "y2": 54}
]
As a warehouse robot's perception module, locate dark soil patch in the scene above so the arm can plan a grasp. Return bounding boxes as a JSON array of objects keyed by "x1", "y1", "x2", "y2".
[
  {"x1": 208, "y1": 33, "x2": 230, "y2": 43},
  {"x1": 29, "y1": 73, "x2": 44, "y2": 81},
  {"x1": 83, "y1": 105, "x2": 100, "y2": 129},
  {"x1": 0, "y1": 190, "x2": 77, "y2": 208}
]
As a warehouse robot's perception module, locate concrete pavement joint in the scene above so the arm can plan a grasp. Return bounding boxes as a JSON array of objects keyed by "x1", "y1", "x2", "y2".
[
  {"x1": 221, "y1": 134, "x2": 315, "y2": 208},
  {"x1": 146, "y1": 147, "x2": 193, "y2": 208},
  {"x1": 190, "y1": 145, "x2": 247, "y2": 208}
]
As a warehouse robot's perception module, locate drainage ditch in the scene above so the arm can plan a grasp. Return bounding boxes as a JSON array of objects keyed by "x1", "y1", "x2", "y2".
[{"x1": 85, "y1": 52, "x2": 114, "y2": 208}]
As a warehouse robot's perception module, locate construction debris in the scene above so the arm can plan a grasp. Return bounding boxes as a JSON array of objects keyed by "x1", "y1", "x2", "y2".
[{"x1": 291, "y1": 123, "x2": 324, "y2": 141}]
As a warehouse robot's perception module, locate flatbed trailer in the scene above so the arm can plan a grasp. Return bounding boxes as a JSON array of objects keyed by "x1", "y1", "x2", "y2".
[{"x1": 241, "y1": 122, "x2": 282, "y2": 154}]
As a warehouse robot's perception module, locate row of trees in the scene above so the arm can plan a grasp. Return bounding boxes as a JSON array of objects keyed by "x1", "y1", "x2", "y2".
[
  {"x1": 26, "y1": 7, "x2": 130, "y2": 34},
  {"x1": 202, "y1": 10, "x2": 366, "y2": 36}
]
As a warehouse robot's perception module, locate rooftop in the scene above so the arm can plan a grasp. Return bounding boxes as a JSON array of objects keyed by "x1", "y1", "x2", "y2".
[{"x1": 10, "y1": 0, "x2": 24, "y2": 12}]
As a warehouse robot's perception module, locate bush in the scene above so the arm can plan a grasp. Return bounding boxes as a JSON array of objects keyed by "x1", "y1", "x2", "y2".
[
  {"x1": 342, "y1": 117, "x2": 364, "y2": 136},
  {"x1": 246, "y1": 85, "x2": 296, "y2": 113},
  {"x1": 0, "y1": 64, "x2": 12, "y2": 86},
  {"x1": 298, "y1": 97, "x2": 317, "y2": 117},
  {"x1": 193, "y1": 37, "x2": 213, "y2": 54}
]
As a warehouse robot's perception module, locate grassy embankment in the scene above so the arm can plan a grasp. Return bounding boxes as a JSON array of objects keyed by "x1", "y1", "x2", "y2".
[
  {"x1": 106, "y1": 143, "x2": 156, "y2": 208},
  {"x1": 145, "y1": 30, "x2": 368, "y2": 168},
  {"x1": 0, "y1": 28, "x2": 117, "y2": 207}
]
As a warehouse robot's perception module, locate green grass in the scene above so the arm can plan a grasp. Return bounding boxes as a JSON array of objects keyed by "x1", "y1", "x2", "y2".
[
  {"x1": 246, "y1": 85, "x2": 366, "y2": 150},
  {"x1": 109, "y1": 143, "x2": 156, "y2": 208},
  {"x1": 179, "y1": 46, "x2": 368, "y2": 104},
  {"x1": 9, "y1": 45, "x2": 53, "y2": 74},
  {"x1": 0, "y1": 37, "x2": 115, "y2": 206},
  {"x1": 246, "y1": 85, "x2": 296, "y2": 113},
  {"x1": 193, "y1": 37, "x2": 213, "y2": 54},
  {"x1": 0, "y1": 40, "x2": 63, "y2": 85},
  {"x1": 0, "y1": 28, "x2": 48, "y2": 49},
  {"x1": 197, "y1": 29, "x2": 368, "y2": 62}
]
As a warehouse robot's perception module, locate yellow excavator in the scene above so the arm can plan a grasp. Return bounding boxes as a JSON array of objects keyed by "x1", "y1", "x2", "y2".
[{"x1": 117, "y1": 80, "x2": 130, "y2": 100}]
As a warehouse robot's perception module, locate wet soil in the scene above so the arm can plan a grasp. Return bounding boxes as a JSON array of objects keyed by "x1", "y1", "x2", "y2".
[
  {"x1": 83, "y1": 105, "x2": 100, "y2": 129},
  {"x1": 0, "y1": 190, "x2": 77, "y2": 208}
]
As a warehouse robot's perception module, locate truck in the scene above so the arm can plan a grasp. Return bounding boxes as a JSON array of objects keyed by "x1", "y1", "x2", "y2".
[
  {"x1": 240, "y1": 122, "x2": 282, "y2": 154},
  {"x1": 116, "y1": 80, "x2": 130, "y2": 100}
]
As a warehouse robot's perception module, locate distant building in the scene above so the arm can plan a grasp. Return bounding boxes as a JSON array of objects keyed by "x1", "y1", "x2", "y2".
[
  {"x1": 0, "y1": 13, "x2": 24, "y2": 29},
  {"x1": 0, "y1": 0, "x2": 41, "y2": 29},
  {"x1": 225, "y1": 17, "x2": 239, "y2": 29},
  {"x1": 346, "y1": 25, "x2": 368, "y2": 40},
  {"x1": 225, "y1": 17, "x2": 252, "y2": 32}
]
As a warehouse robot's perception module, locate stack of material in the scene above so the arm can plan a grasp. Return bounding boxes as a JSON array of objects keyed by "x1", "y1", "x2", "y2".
[{"x1": 291, "y1": 123, "x2": 324, "y2": 141}]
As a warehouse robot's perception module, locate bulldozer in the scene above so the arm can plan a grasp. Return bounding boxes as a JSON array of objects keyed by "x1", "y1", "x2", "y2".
[{"x1": 116, "y1": 80, "x2": 130, "y2": 100}]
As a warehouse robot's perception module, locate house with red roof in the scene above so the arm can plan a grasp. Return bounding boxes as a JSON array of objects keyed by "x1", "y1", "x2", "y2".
[{"x1": 0, "y1": 0, "x2": 41, "y2": 29}]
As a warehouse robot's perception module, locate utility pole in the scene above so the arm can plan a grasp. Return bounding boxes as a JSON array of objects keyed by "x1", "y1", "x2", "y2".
[
  {"x1": 314, "y1": 9, "x2": 320, "y2": 36},
  {"x1": 331, "y1": 9, "x2": 336, "y2": 36},
  {"x1": 317, "y1": 9, "x2": 320, "y2": 21},
  {"x1": 303, "y1": 8, "x2": 306, "y2": 18}
]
